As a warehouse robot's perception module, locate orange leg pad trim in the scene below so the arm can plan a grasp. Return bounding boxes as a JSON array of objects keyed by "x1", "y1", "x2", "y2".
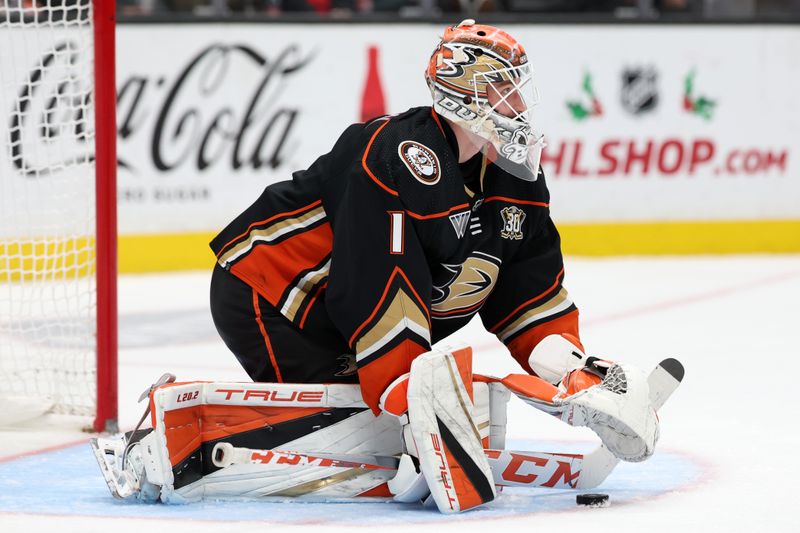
[
  {"x1": 162, "y1": 405, "x2": 328, "y2": 467},
  {"x1": 449, "y1": 346, "x2": 474, "y2": 402}
]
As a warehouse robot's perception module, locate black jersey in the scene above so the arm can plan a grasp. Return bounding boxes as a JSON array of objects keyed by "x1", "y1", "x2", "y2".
[{"x1": 210, "y1": 107, "x2": 580, "y2": 412}]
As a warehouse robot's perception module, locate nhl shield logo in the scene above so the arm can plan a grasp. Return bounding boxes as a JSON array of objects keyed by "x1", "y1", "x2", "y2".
[
  {"x1": 499, "y1": 206, "x2": 525, "y2": 240},
  {"x1": 621, "y1": 66, "x2": 658, "y2": 116}
]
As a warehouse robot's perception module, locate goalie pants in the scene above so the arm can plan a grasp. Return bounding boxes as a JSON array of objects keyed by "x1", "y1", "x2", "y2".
[{"x1": 210, "y1": 264, "x2": 358, "y2": 384}]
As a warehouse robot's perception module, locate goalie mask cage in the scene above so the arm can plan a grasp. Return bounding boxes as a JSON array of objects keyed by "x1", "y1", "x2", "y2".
[{"x1": 0, "y1": 0, "x2": 117, "y2": 432}]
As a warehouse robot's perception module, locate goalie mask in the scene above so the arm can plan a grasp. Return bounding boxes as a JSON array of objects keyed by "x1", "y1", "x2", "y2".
[{"x1": 426, "y1": 20, "x2": 544, "y2": 182}]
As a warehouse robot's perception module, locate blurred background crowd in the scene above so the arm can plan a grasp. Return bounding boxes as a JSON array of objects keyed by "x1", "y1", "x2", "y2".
[{"x1": 0, "y1": 0, "x2": 798, "y2": 19}]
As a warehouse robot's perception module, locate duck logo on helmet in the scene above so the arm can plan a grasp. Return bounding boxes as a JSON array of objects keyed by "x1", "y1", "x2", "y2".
[
  {"x1": 398, "y1": 140, "x2": 441, "y2": 185},
  {"x1": 436, "y1": 44, "x2": 478, "y2": 79}
]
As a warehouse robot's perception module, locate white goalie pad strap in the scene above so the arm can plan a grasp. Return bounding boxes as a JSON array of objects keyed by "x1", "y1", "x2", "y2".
[
  {"x1": 177, "y1": 450, "x2": 397, "y2": 502},
  {"x1": 148, "y1": 392, "x2": 178, "y2": 501},
  {"x1": 487, "y1": 382, "x2": 511, "y2": 450},
  {"x1": 407, "y1": 347, "x2": 496, "y2": 513},
  {"x1": 471, "y1": 382, "x2": 492, "y2": 445},
  {"x1": 560, "y1": 363, "x2": 659, "y2": 462}
]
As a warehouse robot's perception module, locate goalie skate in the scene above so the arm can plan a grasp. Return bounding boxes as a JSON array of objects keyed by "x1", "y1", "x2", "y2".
[
  {"x1": 90, "y1": 429, "x2": 160, "y2": 501},
  {"x1": 90, "y1": 373, "x2": 176, "y2": 500}
]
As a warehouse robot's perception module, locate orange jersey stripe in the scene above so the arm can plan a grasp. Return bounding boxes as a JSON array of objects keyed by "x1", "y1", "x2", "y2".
[
  {"x1": 406, "y1": 203, "x2": 471, "y2": 221},
  {"x1": 361, "y1": 119, "x2": 398, "y2": 197},
  {"x1": 298, "y1": 281, "x2": 327, "y2": 329},
  {"x1": 483, "y1": 196, "x2": 549, "y2": 208},
  {"x1": 430, "y1": 109, "x2": 445, "y2": 136},
  {"x1": 252, "y1": 289, "x2": 283, "y2": 383}
]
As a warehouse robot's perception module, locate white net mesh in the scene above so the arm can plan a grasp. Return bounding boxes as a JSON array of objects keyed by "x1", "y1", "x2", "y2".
[{"x1": 0, "y1": 0, "x2": 97, "y2": 417}]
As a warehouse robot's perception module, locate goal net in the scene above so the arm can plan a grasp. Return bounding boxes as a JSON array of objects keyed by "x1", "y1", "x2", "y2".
[{"x1": 0, "y1": 0, "x2": 117, "y2": 431}]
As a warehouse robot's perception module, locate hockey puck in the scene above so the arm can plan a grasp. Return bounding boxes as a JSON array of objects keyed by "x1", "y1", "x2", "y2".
[{"x1": 576, "y1": 493, "x2": 609, "y2": 507}]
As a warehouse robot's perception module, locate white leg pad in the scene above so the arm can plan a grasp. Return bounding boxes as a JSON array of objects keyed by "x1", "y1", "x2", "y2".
[{"x1": 407, "y1": 347, "x2": 496, "y2": 513}]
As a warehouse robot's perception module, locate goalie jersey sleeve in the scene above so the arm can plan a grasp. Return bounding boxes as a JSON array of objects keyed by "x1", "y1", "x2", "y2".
[{"x1": 478, "y1": 182, "x2": 582, "y2": 376}]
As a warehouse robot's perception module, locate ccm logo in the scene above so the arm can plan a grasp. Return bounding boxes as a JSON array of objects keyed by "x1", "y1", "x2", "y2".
[
  {"x1": 215, "y1": 389, "x2": 324, "y2": 402},
  {"x1": 431, "y1": 434, "x2": 457, "y2": 510}
]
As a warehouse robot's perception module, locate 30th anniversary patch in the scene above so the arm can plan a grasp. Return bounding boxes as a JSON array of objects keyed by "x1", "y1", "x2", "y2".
[{"x1": 398, "y1": 140, "x2": 441, "y2": 185}]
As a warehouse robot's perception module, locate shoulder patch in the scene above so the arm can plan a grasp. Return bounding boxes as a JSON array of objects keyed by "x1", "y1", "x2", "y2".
[{"x1": 398, "y1": 140, "x2": 441, "y2": 185}]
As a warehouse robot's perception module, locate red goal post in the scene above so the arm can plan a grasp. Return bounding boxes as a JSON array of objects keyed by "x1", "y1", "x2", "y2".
[{"x1": 93, "y1": 0, "x2": 118, "y2": 434}]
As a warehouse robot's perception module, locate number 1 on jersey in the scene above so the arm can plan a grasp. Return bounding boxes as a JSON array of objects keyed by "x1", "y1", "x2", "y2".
[{"x1": 389, "y1": 211, "x2": 404, "y2": 254}]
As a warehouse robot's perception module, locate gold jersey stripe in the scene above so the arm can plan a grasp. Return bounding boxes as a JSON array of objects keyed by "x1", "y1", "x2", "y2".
[{"x1": 355, "y1": 288, "x2": 430, "y2": 362}]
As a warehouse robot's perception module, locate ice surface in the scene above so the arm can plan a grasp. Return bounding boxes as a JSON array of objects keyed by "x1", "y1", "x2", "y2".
[{"x1": 1, "y1": 256, "x2": 799, "y2": 532}]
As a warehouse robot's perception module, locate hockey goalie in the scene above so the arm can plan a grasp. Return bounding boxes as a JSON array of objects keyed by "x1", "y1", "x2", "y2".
[{"x1": 92, "y1": 20, "x2": 681, "y2": 512}]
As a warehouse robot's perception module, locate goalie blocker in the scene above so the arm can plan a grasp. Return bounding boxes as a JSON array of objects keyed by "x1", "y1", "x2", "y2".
[{"x1": 91, "y1": 343, "x2": 667, "y2": 510}]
